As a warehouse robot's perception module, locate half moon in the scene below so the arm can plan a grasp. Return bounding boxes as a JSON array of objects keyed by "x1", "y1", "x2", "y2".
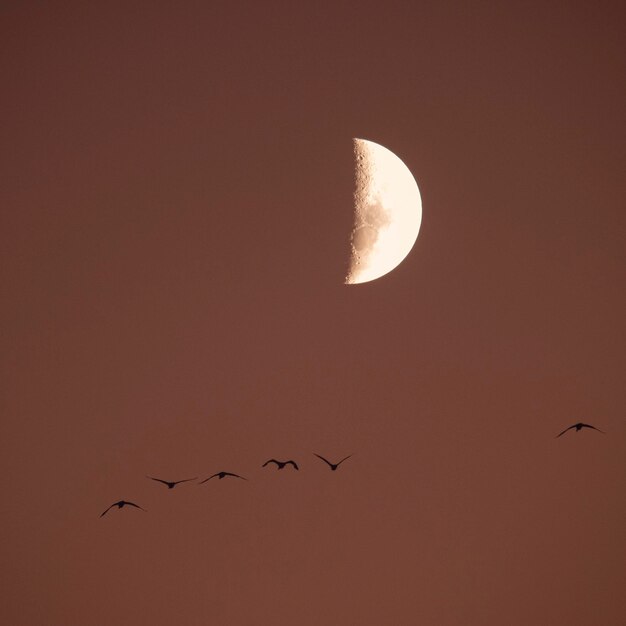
[{"x1": 345, "y1": 138, "x2": 422, "y2": 284}]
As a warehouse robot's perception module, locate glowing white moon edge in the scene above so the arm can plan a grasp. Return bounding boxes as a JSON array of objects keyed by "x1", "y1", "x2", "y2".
[{"x1": 345, "y1": 138, "x2": 422, "y2": 284}]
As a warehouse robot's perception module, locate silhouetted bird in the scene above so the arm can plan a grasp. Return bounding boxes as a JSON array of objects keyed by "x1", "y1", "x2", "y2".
[
  {"x1": 556, "y1": 422, "x2": 605, "y2": 438},
  {"x1": 147, "y1": 476, "x2": 197, "y2": 489},
  {"x1": 100, "y1": 500, "x2": 146, "y2": 517},
  {"x1": 313, "y1": 453, "x2": 352, "y2": 471},
  {"x1": 262, "y1": 459, "x2": 299, "y2": 470},
  {"x1": 199, "y1": 472, "x2": 247, "y2": 483}
]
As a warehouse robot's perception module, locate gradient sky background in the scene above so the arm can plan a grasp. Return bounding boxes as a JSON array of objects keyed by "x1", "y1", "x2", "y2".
[{"x1": 2, "y1": 2, "x2": 625, "y2": 625}]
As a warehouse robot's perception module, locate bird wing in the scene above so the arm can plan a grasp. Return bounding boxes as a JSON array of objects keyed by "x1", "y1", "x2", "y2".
[
  {"x1": 313, "y1": 453, "x2": 333, "y2": 467},
  {"x1": 173, "y1": 477, "x2": 198, "y2": 484},
  {"x1": 556, "y1": 425, "x2": 575, "y2": 438},
  {"x1": 262, "y1": 459, "x2": 278, "y2": 467},
  {"x1": 147, "y1": 476, "x2": 170, "y2": 486},
  {"x1": 199, "y1": 474, "x2": 219, "y2": 484},
  {"x1": 125, "y1": 501, "x2": 146, "y2": 512},
  {"x1": 100, "y1": 503, "x2": 116, "y2": 517},
  {"x1": 581, "y1": 424, "x2": 605, "y2": 433},
  {"x1": 336, "y1": 454, "x2": 353, "y2": 466},
  {"x1": 225, "y1": 473, "x2": 247, "y2": 480},
  {"x1": 287, "y1": 460, "x2": 299, "y2": 470}
]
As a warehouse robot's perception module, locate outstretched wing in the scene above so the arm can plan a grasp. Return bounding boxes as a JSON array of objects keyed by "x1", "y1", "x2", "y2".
[
  {"x1": 147, "y1": 476, "x2": 170, "y2": 486},
  {"x1": 313, "y1": 453, "x2": 333, "y2": 467},
  {"x1": 173, "y1": 477, "x2": 198, "y2": 485},
  {"x1": 125, "y1": 501, "x2": 146, "y2": 512},
  {"x1": 581, "y1": 423, "x2": 605, "y2": 434},
  {"x1": 262, "y1": 459, "x2": 278, "y2": 467},
  {"x1": 556, "y1": 425, "x2": 575, "y2": 438},
  {"x1": 336, "y1": 454, "x2": 353, "y2": 466},
  {"x1": 199, "y1": 474, "x2": 219, "y2": 484},
  {"x1": 100, "y1": 503, "x2": 116, "y2": 518},
  {"x1": 225, "y1": 472, "x2": 247, "y2": 480},
  {"x1": 286, "y1": 460, "x2": 299, "y2": 470}
]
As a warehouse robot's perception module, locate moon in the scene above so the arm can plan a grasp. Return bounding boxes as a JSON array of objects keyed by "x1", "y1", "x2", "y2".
[{"x1": 345, "y1": 138, "x2": 422, "y2": 284}]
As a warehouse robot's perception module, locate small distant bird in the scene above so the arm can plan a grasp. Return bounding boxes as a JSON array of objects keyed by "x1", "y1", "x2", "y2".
[
  {"x1": 146, "y1": 476, "x2": 197, "y2": 489},
  {"x1": 313, "y1": 453, "x2": 352, "y2": 471},
  {"x1": 262, "y1": 459, "x2": 299, "y2": 470},
  {"x1": 100, "y1": 500, "x2": 146, "y2": 518},
  {"x1": 199, "y1": 471, "x2": 247, "y2": 483},
  {"x1": 556, "y1": 422, "x2": 605, "y2": 438}
]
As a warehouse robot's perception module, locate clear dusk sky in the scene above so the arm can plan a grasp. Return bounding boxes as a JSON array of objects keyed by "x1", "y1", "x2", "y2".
[{"x1": 2, "y1": 2, "x2": 625, "y2": 625}]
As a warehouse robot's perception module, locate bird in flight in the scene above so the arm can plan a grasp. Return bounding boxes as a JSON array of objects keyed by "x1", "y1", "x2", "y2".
[
  {"x1": 556, "y1": 422, "x2": 605, "y2": 438},
  {"x1": 146, "y1": 476, "x2": 197, "y2": 489},
  {"x1": 313, "y1": 453, "x2": 352, "y2": 471},
  {"x1": 199, "y1": 471, "x2": 247, "y2": 483},
  {"x1": 262, "y1": 459, "x2": 299, "y2": 470},
  {"x1": 100, "y1": 500, "x2": 146, "y2": 517}
]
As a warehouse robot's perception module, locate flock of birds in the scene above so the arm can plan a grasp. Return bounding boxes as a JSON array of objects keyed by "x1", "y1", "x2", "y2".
[
  {"x1": 101, "y1": 422, "x2": 605, "y2": 517},
  {"x1": 100, "y1": 453, "x2": 352, "y2": 517}
]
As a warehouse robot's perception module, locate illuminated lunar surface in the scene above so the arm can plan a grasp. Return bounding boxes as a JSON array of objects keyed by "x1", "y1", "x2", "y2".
[{"x1": 345, "y1": 138, "x2": 422, "y2": 284}]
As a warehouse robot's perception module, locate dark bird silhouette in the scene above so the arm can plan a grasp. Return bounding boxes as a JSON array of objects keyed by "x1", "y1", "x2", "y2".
[
  {"x1": 313, "y1": 453, "x2": 352, "y2": 471},
  {"x1": 262, "y1": 459, "x2": 299, "y2": 470},
  {"x1": 146, "y1": 476, "x2": 197, "y2": 489},
  {"x1": 556, "y1": 422, "x2": 605, "y2": 438},
  {"x1": 100, "y1": 500, "x2": 146, "y2": 517},
  {"x1": 199, "y1": 471, "x2": 247, "y2": 483}
]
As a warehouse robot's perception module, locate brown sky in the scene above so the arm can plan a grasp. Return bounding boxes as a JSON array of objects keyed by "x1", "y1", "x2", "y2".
[{"x1": 2, "y1": 2, "x2": 625, "y2": 625}]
